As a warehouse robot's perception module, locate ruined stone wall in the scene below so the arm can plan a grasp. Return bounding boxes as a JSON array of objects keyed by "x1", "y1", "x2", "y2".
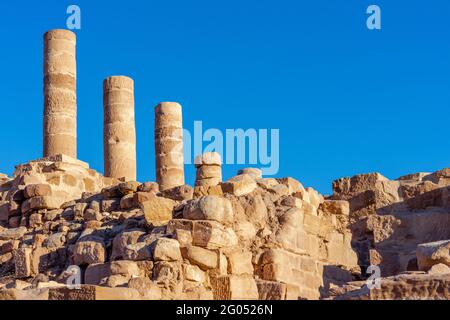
[
  {"x1": 332, "y1": 170, "x2": 450, "y2": 276},
  {"x1": 0, "y1": 160, "x2": 359, "y2": 300}
]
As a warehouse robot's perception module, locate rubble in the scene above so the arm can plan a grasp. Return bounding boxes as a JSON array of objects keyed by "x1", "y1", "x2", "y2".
[{"x1": 0, "y1": 29, "x2": 448, "y2": 301}]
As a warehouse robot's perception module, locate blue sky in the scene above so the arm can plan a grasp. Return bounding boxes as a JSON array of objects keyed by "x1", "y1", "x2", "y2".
[{"x1": 0, "y1": 0, "x2": 449, "y2": 194}]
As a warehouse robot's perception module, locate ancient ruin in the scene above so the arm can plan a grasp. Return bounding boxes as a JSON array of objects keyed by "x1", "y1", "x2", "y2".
[
  {"x1": 43, "y1": 30, "x2": 77, "y2": 159},
  {"x1": 155, "y1": 102, "x2": 185, "y2": 191},
  {"x1": 0, "y1": 30, "x2": 449, "y2": 300},
  {"x1": 103, "y1": 76, "x2": 137, "y2": 182}
]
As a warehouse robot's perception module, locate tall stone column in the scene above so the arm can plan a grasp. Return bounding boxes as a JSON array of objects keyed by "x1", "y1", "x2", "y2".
[
  {"x1": 103, "y1": 76, "x2": 137, "y2": 181},
  {"x1": 43, "y1": 29, "x2": 77, "y2": 158},
  {"x1": 155, "y1": 102, "x2": 185, "y2": 191}
]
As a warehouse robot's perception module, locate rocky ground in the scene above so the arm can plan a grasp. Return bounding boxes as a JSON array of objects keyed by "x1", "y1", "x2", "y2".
[{"x1": 0, "y1": 155, "x2": 449, "y2": 300}]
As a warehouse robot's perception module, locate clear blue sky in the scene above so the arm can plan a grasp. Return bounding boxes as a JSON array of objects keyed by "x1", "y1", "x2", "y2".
[{"x1": 1, "y1": 0, "x2": 449, "y2": 194}]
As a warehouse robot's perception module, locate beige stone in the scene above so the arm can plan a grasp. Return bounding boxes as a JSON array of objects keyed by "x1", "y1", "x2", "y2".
[
  {"x1": 103, "y1": 76, "x2": 137, "y2": 181},
  {"x1": 24, "y1": 184, "x2": 52, "y2": 199},
  {"x1": 184, "y1": 245, "x2": 218, "y2": 270},
  {"x1": 226, "y1": 250, "x2": 254, "y2": 275},
  {"x1": 141, "y1": 196, "x2": 176, "y2": 227},
  {"x1": 182, "y1": 264, "x2": 206, "y2": 283},
  {"x1": 238, "y1": 168, "x2": 262, "y2": 179},
  {"x1": 73, "y1": 238, "x2": 106, "y2": 265},
  {"x1": 22, "y1": 196, "x2": 64, "y2": 213},
  {"x1": 417, "y1": 240, "x2": 450, "y2": 271},
  {"x1": 152, "y1": 238, "x2": 182, "y2": 262},
  {"x1": 428, "y1": 263, "x2": 450, "y2": 275},
  {"x1": 210, "y1": 274, "x2": 259, "y2": 300},
  {"x1": 183, "y1": 196, "x2": 233, "y2": 224},
  {"x1": 192, "y1": 220, "x2": 238, "y2": 249},
  {"x1": 43, "y1": 30, "x2": 77, "y2": 158},
  {"x1": 155, "y1": 102, "x2": 185, "y2": 191},
  {"x1": 222, "y1": 174, "x2": 257, "y2": 196}
]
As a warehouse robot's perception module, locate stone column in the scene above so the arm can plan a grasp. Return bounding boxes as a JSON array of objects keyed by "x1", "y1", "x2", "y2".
[
  {"x1": 194, "y1": 152, "x2": 222, "y2": 187},
  {"x1": 155, "y1": 102, "x2": 185, "y2": 191},
  {"x1": 103, "y1": 76, "x2": 137, "y2": 181},
  {"x1": 43, "y1": 29, "x2": 77, "y2": 158}
]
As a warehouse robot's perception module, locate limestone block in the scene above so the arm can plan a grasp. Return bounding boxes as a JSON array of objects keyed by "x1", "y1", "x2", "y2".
[
  {"x1": 238, "y1": 168, "x2": 262, "y2": 179},
  {"x1": 184, "y1": 245, "x2": 218, "y2": 270},
  {"x1": 132, "y1": 192, "x2": 156, "y2": 207},
  {"x1": 320, "y1": 200, "x2": 350, "y2": 216},
  {"x1": 417, "y1": 240, "x2": 450, "y2": 271},
  {"x1": 23, "y1": 184, "x2": 52, "y2": 199},
  {"x1": 192, "y1": 220, "x2": 238, "y2": 249},
  {"x1": 152, "y1": 238, "x2": 182, "y2": 262},
  {"x1": 277, "y1": 177, "x2": 304, "y2": 194},
  {"x1": 210, "y1": 274, "x2": 259, "y2": 300},
  {"x1": 118, "y1": 181, "x2": 140, "y2": 195},
  {"x1": 141, "y1": 196, "x2": 176, "y2": 227},
  {"x1": 194, "y1": 152, "x2": 222, "y2": 167},
  {"x1": 183, "y1": 196, "x2": 233, "y2": 224},
  {"x1": 138, "y1": 182, "x2": 159, "y2": 193},
  {"x1": 160, "y1": 185, "x2": 194, "y2": 201},
  {"x1": 73, "y1": 238, "x2": 106, "y2": 265},
  {"x1": 48, "y1": 285, "x2": 142, "y2": 300},
  {"x1": 428, "y1": 263, "x2": 450, "y2": 275},
  {"x1": 222, "y1": 174, "x2": 257, "y2": 197},
  {"x1": 225, "y1": 250, "x2": 254, "y2": 275},
  {"x1": 256, "y1": 280, "x2": 287, "y2": 300},
  {"x1": 22, "y1": 196, "x2": 64, "y2": 213},
  {"x1": 182, "y1": 264, "x2": 206, "y2": 283},
  {"x1": 128, "y1": 277, "x2": 162, "y2": 300}
]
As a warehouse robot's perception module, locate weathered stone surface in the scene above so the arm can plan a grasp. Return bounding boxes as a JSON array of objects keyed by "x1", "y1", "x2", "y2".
[
  {"x1": 152, "y1": 238, "x2": 182, "y2": 262},
  {"x1": 222, "y1": 174, "x2": 257, "y2": 196},
  {"x1": 184, "y1": 245, "x2": 218, "y2": 270},
  {"x1": 238, "y1": 168, "x2": 262, "y2": 179},
  {"x1": 103, "y1": 76, "x2": 137, "y2": 181},
  {"x1": 73, "y1": 238, "x2": 106, "y2": 265},
  {"x1": 192, "y1": 220, "x2": 238, "y2": 249},
  {"x1": 417, "y1": 240, "x2": 450, "y2": 271},
  {"x1": 141, "y1": 197, "x2": 176, "y2": 227},
  {"x1": 155, "y1": 102, "x2": 185, "y2": 191},
  {"x1": 43, "y1": 30, "x2": 77, "y2": 158},
  {"x1": 24, "y1": 184, "x2": 52, "y2": 199},
  {"x1": 160, "y1": 185, "x2": 193, "y2": 201},
  {"x1": 22, "y1": 196, "x2": 64, "y2": 213},
  {"x1": 183, "y1": 196, "x2": 233, "y2": 224},
  {"x1": 210, "y1": 274, "x2": 259, "y2": 300},
  {"x1": 0, "y1": 227, "x2": 27, "y2": 240}
]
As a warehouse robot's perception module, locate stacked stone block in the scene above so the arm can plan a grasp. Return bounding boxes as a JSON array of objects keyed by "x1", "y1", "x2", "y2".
[
  {"x1": 43, "y1": 30, "x2": 77, "y2": 158},
  {"x1": 103, "y1": 76, "x2": 137, "y2": 181},
  {"x1": 194, "y1": 152, "x2": 222, "y2": 187},
  {"x1": 154, "y1": 102, "x2": 185, "y2": 191}
]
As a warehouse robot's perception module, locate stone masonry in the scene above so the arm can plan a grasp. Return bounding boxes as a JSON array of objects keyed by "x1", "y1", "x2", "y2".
[
  {"x1": 0, "y1": 30, "x2": 449, "y2": 301},
  {"x1": 43, "y1": 30, "x2": 77, "y2": 159},
  {"x1": 154, "y1": 102, "x2": 185, "y2": 191},
  {"x1": 195, "y1": 152, "x2": 222, "y2": 187},
  {"x1": 103, "y1": 76, "x2": 137, "y2": 182}
]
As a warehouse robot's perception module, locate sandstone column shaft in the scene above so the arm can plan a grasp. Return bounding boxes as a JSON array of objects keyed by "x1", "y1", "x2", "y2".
[
  {"x1": 103, "y1": 76, "x2": 137, "y2": 181},
  {"x1": 195, "y1": 152, "x2": 222, "y2": 187},
  {"x1": 155, "y1": 102, "x2": 185, "y2": 190},
  {"x1": 43, "y1": 29, "x2": 77, "y2": 158}
]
